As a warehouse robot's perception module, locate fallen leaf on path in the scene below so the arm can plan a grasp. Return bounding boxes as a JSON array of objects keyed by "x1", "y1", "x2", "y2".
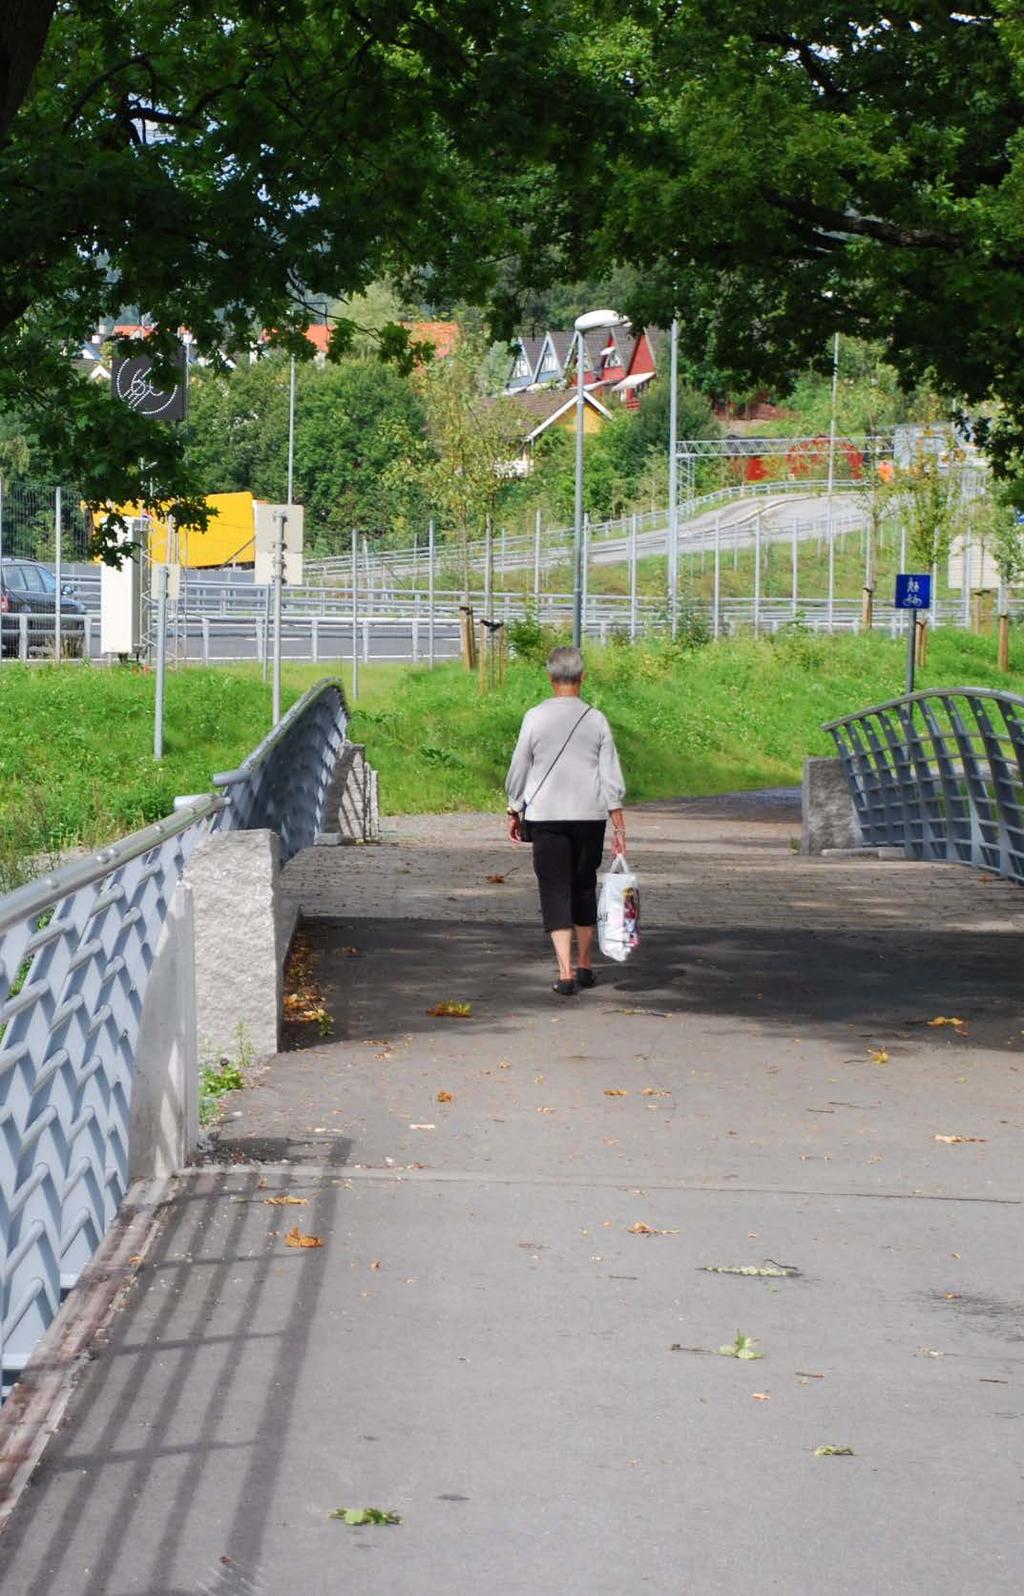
[
  {"x1": 795, "y1": 1371, "x2": 825, "y2": 1380},
  {"x1": 536, "y1": 1106, "x2": 555, "y2": 1114},
  {"x1": 427, "y1": 1002, "x2": 471, "y2": 1018},
  {"x1": 498, "y1": 1060, "x2": 511, "y2": 1069},
  {"x1": 641, "y1": 1087, "x2": 671, "y2": 1097},
  {"x1": 436, "y1": 1091, "x2": 454, "y2": 1103},
  {"x1": 370, "y1": 1260, "x2": 381, "y2": 1271},
  {"x1": 928, "y1": 1015, "x2": 968, "y2": 1034},
  {"x1": 340, "y1": 946, "x2": 361, "y2": 957},
  {"x1": 934, "y1": 1134, "x2": 986, "y2": 1144},
  {"x1": 702, "y1": 1261, "x2": 800, "y2": 1278},
  {"x1": 751, "y1": 1392, "x2": 771, "y2": 1402},
  {"x1": 604, "y1": 1089, "x2": 628, "y2": 1097},
  {"x1": 813, "y1": 1445, "x2": 855, "y2": 1457},
  {"x1": 719, "y1": 1331, "x2": 764, "y2": 1360},
  {"x1": 264, "y1": 1195, "x2": 309, "y2": 1207},
  {"x1": 329, "y1": 1507, "x2": 401, "y2": 1526},
  {"x1": 485, "y1": 874, "x2": 507, "y2": 884},
  {"x1": 867, "y1": 1048, "x2": 889, "y2": 1065},
  {"x1": 284, "y1": 1226, "x2": 323, "y2": 1249}
]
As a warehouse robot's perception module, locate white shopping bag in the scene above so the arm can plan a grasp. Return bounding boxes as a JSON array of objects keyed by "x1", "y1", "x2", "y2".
[{"x1": 597, "y1": 855, "x2": 640, "y2": 963}]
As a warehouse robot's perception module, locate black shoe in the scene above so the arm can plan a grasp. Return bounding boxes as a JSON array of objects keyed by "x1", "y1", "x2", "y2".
[
  {"x1": 576, "y1": 967, "x2": 597, "y2": 989},
  {"x1": 553, "y1": 978, "x2": 576, "y2": 996}
]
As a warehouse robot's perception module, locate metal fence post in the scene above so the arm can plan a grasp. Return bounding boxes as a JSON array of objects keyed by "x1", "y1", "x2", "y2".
[
  {"x1": 533, "y1": 510, "x2": 542, "y2": 611},
  {"x1": 54, "y1": 486, "x2": 62, "y2": 661},
  {"x1": 153, "y1": 563, "x2": 168, "y2": 760},
  {"x1": 18, "y1": 612, "x2": 27, "y2": 660},
  {"x1": 629, "y1": 514, "x2": 638, "y2": 638},
  {"x1": 713, "y1": 514, "x2": 721, "y2": 640},
  {"x1": 791, "y1": 519, "x2": 799, "y2": 618},
  {"x1": 311, "y1": 615, "x2": 319, "y2": 664},
  {"x1": 428, "y1": 517, "x2": 435, "y2": 670},
  {"x1": 351, "y1": 528, "x2": 359, "y2": 701},
  {"x1": 754, "y1": 512, "x2": 762, "y2": 636},
  {"x1": 202, "y1": 616, "x2": 210, "y2": 664}
]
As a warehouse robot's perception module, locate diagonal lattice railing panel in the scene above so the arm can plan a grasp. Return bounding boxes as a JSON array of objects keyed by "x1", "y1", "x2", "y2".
[
  {"x1": 825, "y1": 688, "x2": 1024, "y2": 885},
  {"x1": 1, "y1": 678, "x2": 350, "y2": 1395},
  {"x1": 213, "y1": 680, "x2": 348, "y2": 859}
]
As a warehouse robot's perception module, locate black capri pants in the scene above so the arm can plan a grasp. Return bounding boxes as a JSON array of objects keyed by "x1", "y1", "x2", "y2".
[{"x1": 530, "y1": 820, "x2": 607, "y2": 932}]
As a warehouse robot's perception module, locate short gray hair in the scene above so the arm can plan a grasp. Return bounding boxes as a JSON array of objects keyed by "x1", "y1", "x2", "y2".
[{"x1": 547, "y1": 645, "x2": 585, "y2": 684}]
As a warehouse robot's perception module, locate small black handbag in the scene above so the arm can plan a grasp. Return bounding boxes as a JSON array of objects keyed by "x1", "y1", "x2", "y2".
[{"x1": 517, "y1": 706, "x2": 591, "y2": 843}]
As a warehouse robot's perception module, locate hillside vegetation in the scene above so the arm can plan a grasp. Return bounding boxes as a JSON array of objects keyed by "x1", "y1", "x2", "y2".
[{"x1": 1, "y1": 630, "x2": 1020, "y2": 890}]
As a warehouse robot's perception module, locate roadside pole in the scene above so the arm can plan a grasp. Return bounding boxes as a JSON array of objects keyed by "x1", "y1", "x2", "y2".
[
  {"x1": 484, "y1": 517, "x2": 493, "y2": 620},
  {"x1": 271, "y1": 507, "x2": 285, "y2": 726},
  {"x1": 713, "y1": 513, "x2": 721, "y2": 639},
  {"x1": 153, "y1": 562, "x2": 168, "y2": 758},
  {"x1": 581, "y1": 513, "x2": 589, "y2": 640},
  {"x1": 667, "y1": 317, "x2": 679, "y2": 635},
  {"x1": 791, "y1": 518, "x2": 799, "y2": 618},
  {"x1": 753, "y1": 512, "x2": 762, "y2": 636},
  {"x1": 962, "y1": 529, "x2": 971, "y2": 630},
  {"x1": 351, "y1": 527, "x2": 359, "y2": 701},
  {"x1": 428, "y1": 518, "x2": 436, "y2": 670},
  {"x1": 533, "y1": 510, "x2": 542, "y2": 613},
  {"x1": 54, "y1": 486, "x2": 62, "y2": 661},
  {"x1": 629, "y1": 514, "x2": 638, "y2": 639}
]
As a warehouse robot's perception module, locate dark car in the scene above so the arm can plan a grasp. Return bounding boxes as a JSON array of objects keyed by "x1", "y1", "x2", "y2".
[{"x1": 0, "y1": 557, "x2": 87, "y2": 658}]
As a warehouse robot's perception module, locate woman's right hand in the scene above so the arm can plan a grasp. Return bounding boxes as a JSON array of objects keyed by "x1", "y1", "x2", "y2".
[
  {"x1": 609, "y1": 808, "x2": 626, "y2": 857},
  {"x1": 508, "y1": 812, "x2": 523, "y2": 845}
]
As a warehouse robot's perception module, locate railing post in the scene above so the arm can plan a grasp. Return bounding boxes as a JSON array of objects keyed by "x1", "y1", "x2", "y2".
[
  {"x1": 18, "y1": 612, "x2": 27, "y2": 660},
  {"x1": 202, "y1": 616, "x2": 210, "y2": 664}
]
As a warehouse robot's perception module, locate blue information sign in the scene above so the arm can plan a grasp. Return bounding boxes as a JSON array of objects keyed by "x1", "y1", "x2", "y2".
[{"x1": 894, "y1": 573, "x2": 932, "y2": 610}]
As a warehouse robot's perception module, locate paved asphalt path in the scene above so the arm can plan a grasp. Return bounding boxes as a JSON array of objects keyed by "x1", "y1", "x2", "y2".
[{"x1": 2, "y1": 797, "x2": 1022, "y2": 1594}]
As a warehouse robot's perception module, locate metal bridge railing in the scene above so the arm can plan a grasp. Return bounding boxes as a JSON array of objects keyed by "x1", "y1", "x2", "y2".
[
  {"x1": 0, "y1": 679, "x2": 348, "y2": 1395},
  {"x1": 824, "y1": 688, "x2": 1024, "y2": 883},
  {"x1": 213, "y1": 678, "x2": 348, "y2": 861}
]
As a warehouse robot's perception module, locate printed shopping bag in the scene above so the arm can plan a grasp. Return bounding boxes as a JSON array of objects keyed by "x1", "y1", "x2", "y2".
[{"x1": 597, "y1": 855, "x2": 640, "y2": 963}]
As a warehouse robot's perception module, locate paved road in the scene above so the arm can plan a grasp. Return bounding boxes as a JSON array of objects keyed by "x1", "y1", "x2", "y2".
[{"x1": 2, "y1": 798, "x2": 1022, "y2": 1594}]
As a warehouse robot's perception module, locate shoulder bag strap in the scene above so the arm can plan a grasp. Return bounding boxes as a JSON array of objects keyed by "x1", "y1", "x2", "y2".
[{"x1": 525, "y1": 706, "x2": 592, "y2": 811}]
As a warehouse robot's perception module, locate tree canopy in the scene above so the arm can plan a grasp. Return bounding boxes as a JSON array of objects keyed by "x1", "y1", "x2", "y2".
[
  {"x1": 542, "y1": 3, "x2": 1024, "y2": 479},
  {"x1": 0, "y1": 1, "x2": 581, "y2": 554}
]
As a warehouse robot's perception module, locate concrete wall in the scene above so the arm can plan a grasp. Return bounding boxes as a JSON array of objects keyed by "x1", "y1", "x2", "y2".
[
  {"x1": 186, "y1": 828, "x2": 287, "y2": 1065},
  {"x1": 801, "y1": 756, "x2": 861, "y2": 854},
  {"x1": 129, "y1": 883, "x2": 198, "y2": 1180}
]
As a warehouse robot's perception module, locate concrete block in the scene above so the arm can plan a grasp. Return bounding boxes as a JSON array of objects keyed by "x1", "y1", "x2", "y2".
[
  {"x1": 802, "y1": 756, "x2": 861, "y2": 855},
  {"x1": 130, "y1": 883, "x2": 198, "y2": 1179},
  {"x1": 186, "y1": 828, "x2": 283, "y2": 1063}
]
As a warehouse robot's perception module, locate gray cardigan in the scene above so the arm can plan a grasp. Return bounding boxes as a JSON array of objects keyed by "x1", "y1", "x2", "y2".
[{"x1": 505, "y1": 697, "x2": 626, "y2": 822}]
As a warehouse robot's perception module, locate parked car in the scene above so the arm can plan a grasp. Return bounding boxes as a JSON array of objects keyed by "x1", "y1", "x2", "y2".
[{"x1": 0, "y1": 557, "x2": 87, "y2": 657}]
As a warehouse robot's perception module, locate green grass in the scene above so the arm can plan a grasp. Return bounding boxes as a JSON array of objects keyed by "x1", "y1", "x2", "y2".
[
  {"x1": 341, "y1": 627, "x2": 1024, "y2": 813},
  {"x1": 2, "y1": 632, "x2": 1021, "y2": 891}
]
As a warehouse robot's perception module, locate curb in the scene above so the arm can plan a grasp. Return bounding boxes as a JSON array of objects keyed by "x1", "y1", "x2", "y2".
[{"x1": 0, "y1": 1175, "x2": 175, "y2": 1540}]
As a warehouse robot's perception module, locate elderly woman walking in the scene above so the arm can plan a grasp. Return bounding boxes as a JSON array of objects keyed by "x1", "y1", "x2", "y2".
[{"x1": 506, "y1": 645, "x2": 627, "y2": 995}]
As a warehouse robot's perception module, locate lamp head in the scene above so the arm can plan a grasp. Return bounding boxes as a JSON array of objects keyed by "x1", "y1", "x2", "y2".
[{"x1": 573, "y1": 308, "x2": 628, "y2": 333}]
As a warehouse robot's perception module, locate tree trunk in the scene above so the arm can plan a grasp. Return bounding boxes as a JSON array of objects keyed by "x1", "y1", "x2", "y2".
[{"x1": 0, "y1": 2, "x2": 56, "y2": 148}]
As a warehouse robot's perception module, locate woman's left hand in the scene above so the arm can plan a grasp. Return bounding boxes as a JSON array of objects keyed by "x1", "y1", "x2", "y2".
[{"x1": 508, "y1": 812, "x2": 523, "y2": 844}]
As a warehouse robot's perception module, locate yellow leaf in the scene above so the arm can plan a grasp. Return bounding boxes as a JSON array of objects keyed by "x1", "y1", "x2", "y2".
[
  {"x1": 604, "y1": 1088, "x2": 628, "y2": 1097},
  {"x1": 264, "y1": 1195, "x2": 309, "y2": 1206},
  {"x1": 752, "y1": 1392, "x2": 771, "y2": 1402},
  {"x1": 628, "y1": 1222, "x2": 655, "y2": 1235},
  {"x1": 641, "y1": 1087, "x2": 671, "y2": 1097},
  {"x1": 928, "y1": 1015, "x2": 968, "y2": 1034},
  {"x1": 536, "y1": 1106, "x2": 555, "y2": 1114},
  {"x1": 868, "y1": 1048, "x2": 889, "y2": 1065},
  {"x1": 934, "y1": 1134, "x2": 986, "y2": 1144},
  {"x1": 437, "y1": 1091, "x2": 454, "y2": 1103},
  {"x1": 284, "y1": 1226, "x2": 323, "y2": 1249},
  {"x1": 426, "y1": 1001, "x2": 471, "y2": 1018}
]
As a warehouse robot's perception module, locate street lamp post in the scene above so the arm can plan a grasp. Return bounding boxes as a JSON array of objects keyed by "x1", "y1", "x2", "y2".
[{"x1": 572, "y1": 308, "x2": 627, "y2": 647}]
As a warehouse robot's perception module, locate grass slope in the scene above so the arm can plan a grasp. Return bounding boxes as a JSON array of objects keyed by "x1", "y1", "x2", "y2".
[
  {"x1": 1, "y1": 631, "x2": 1020, "y2": 887},
  {"x1": 342, "y1": 628, "x2": 1024, "y2": 813}
]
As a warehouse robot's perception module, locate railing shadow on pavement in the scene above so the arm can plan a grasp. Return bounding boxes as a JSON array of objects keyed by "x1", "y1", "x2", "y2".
[
  {"x1": 1, "y1": 679, "x2": 349, "y2": 1399},
  {"x1": 824, "y1": 687, "x2": 1024, "y2": 884},
  {"x1": 0, "y1": 1161, "x2": 345, "y2": 1596}
]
